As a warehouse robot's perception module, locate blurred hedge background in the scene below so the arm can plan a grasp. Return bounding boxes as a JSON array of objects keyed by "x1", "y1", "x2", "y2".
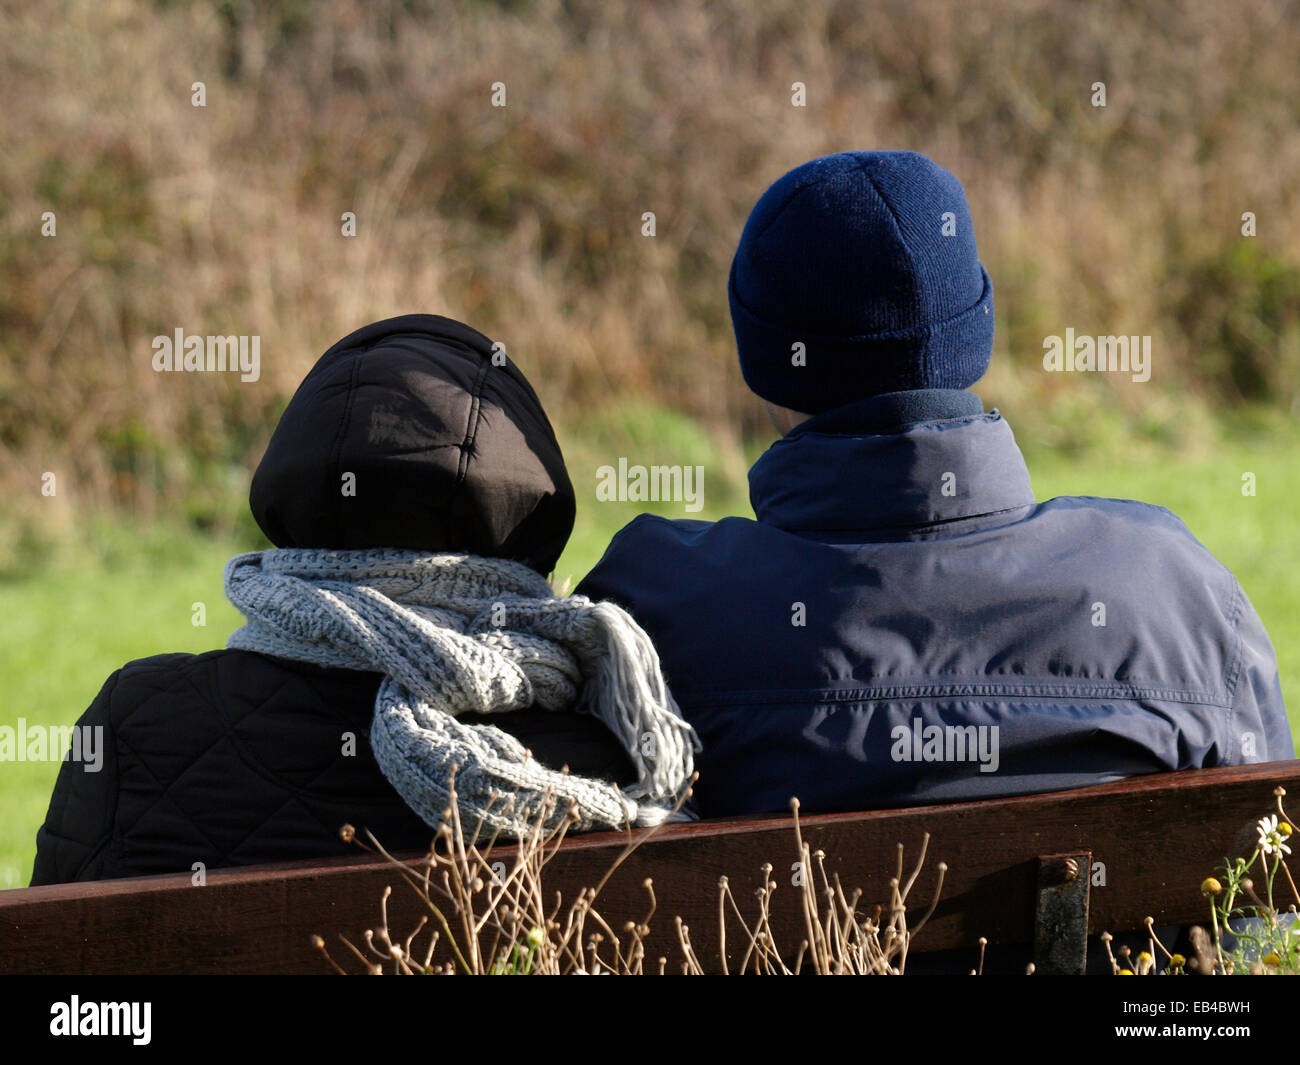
[
  {"x1": 3, "y1": 0, "x2": 1300, "y2": 556},
  {"x1": 0, "y1": 0, "x2": 1298, "y2": 885}
]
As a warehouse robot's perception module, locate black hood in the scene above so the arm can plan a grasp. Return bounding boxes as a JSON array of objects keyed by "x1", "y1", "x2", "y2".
[{"x1": 250, "y1": 314, "x2": 575, "y2": 574}]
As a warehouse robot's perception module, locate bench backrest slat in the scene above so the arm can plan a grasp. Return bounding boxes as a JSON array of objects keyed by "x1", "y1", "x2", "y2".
[{"x1": 3, "y1": 761, "x2": 1296, "y2": 974}]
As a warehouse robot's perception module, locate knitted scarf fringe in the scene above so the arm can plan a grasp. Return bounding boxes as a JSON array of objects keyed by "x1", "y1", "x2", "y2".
[{"x1": 223, "y1": 548, "x2": 700, "y2": 841}]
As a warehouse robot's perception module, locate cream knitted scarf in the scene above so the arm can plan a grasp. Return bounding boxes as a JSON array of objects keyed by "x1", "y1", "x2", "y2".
[{"x1": 223, "y1": 548, "x2": 699, "y2": 841}]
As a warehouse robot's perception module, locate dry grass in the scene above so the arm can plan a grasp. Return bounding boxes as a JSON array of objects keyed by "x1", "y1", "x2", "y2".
[
  {"x1": 316, "y1": 775, "x2": 1300, "y2": 976},
  {"x1": 314, "y1": 774, "x2": 948, "y2": 975},
  {"x1": 3, "y1": 0, "x2": 1300, "y2": 555}
]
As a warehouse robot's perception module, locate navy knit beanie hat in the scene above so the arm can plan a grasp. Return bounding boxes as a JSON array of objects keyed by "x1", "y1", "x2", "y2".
[{"x1": 728, "y1": 151, "x2": 994, "y2": 414}]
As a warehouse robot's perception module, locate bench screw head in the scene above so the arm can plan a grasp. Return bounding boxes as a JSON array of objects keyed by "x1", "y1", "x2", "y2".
[{"x1": 1043, "y1": 857, "x2": 1079, "y2": 885}]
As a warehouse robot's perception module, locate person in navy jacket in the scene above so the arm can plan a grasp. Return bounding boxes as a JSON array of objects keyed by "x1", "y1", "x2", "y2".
[{"x1": 578, "y1": 150, "x2": 1293, "y2": 821}]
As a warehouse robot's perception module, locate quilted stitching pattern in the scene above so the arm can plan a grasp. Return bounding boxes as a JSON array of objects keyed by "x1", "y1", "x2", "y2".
[
  {"x1": 34, "y1": 650, "x2": 436, "y2": 883},
  {"x1": 32, "y1": 649, "x2": 636, "y2": 884}
]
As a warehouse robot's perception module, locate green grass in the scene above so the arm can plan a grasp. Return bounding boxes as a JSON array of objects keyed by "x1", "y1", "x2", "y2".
[
  {"x1": 0, "y1": 546, "x2": 246, "y2": 890},
  {"x1": 553, "y1": 401, "x2": 753, "y2": 588},
  {"x1": 2, "y1": 413, "x2": 1295, "y2": 891}
]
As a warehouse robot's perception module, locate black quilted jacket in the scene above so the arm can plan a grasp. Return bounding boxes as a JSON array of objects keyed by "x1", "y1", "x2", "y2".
[
  {"x1": 31, "y1": 649, "x2": 633, "y2": 884},
  {"x1": 31, "y1": 316, "x2": 635, "y2": 885}
]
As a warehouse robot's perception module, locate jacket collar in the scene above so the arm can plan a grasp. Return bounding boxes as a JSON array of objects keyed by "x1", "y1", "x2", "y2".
[
  {"x1": 796, "y1": 388, "x2": 984, "y2": 434},
  {"x1": 750, "y1": 391, "x2": 1036, "y2": 533}
]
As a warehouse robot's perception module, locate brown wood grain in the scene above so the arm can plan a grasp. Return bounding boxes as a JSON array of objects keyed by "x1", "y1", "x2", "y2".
[{"x1": 3, "y1": 761, "x2": 1297, "y2": 974}]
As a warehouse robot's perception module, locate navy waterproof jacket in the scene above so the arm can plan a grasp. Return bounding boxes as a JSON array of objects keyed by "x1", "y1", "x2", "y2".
[{"x1": 577, "y1": 390, "x2": 1293, "y2": 818}]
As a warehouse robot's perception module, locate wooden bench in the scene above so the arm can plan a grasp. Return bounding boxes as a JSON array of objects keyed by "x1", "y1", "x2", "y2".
[{"x1": 2, "y1": 761, "x2": 1297, "y2": 975}]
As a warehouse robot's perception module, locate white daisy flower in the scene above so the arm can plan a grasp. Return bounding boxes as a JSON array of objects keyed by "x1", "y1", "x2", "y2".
[{"x1": 1258, "y1": 814, "x2": 1293, "y2": 856}]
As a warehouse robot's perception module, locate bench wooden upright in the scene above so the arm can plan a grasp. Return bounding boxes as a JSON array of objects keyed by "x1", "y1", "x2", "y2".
[{"x1": 2, "y1": 761, "x2": 1297, "y2": 975}]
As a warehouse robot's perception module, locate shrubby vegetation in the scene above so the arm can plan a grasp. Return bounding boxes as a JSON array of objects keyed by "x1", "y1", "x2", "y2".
[{"x1": 2, "y1": 0, "x2": 1298, "y2": 563}]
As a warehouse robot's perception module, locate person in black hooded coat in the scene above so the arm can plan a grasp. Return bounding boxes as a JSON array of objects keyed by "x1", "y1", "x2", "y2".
[{"x1": 31, "y1": 314, "x2": 634, "y2": 885}]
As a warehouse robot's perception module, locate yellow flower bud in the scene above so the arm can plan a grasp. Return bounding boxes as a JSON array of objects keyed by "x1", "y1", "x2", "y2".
[{"x1": 1201, "y1": 877, "x2": 1223, "y2": 896}]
